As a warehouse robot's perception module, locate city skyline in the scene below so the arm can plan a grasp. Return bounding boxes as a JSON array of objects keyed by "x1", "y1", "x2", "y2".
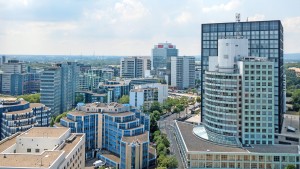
[{"x1": 0, "y1": 0, "x2": 300, "y2": 56}]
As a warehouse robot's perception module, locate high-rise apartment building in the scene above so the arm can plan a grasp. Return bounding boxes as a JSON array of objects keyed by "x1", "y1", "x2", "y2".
[
  {"x1": 40, "y1": 67, "x2": 62, "y2": 116},
  {"x1": 151, "y1": 43, "x2": 178, "y2": 84},
  {"x1": 120, "y1": 56, "x2": 151, "y2": 78},
  {"x1": 40, "y1": 62, "x2": 79, "y2": 116},
  {"x1": 172, "y1": 37, "x2": 300, "y2": 169},
  {"x1": 171, "y1": 56, "x2": 195, "y2": 90},
  {"x1": 204, "y1": 38, "x2": 276, "y2": 145},
  {"x1": 201, "y1": 20, "x2": 284, "y2": 133}
]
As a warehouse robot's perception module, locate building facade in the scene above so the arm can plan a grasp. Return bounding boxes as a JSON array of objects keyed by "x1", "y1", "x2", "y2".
[
  {"x1": 0, "y1": 98, "x2": 51, "y2": 140},
  {"x1": 152, "y1": 42, "x2": 178, "y2": 84},
  {"x1": 66, "y1": 102, "x2": 155, "y2": 169},
  {"x1": 0, "y1": 59, "x2": 40, "y2": 95},
  {"x1": 174, "y1": 121, "x2": 300, "y2": 169},
  {"x1": 204, "y1": 38, "x2": 277, "y2": 145},
  {"x1": 60, "y1": 111, "x2": 99, "y2": 159},
  {"x1": 40, "y1": 62, "x2": 79, "y2": 116},
  {"x1": 129, "y1": 83, "x2": 168, "y2": 111},
  {"x1": 171, "y1": 56, "x2": 195, "y2": 90},
  {"x1": 0, "y1": 127, "x2": 85, "y2": 169},
  {"x1": 201, "y1": 20, "x2": 285, "y2": 134},
  {"x1": 40, "y1": 67, "x2": 62, "y2": 116},
  {"x1": 120, "y1": 56, "x2": 151, "y2": 79}
]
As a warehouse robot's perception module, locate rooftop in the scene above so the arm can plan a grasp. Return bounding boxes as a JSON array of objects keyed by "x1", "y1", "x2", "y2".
[
  {"x1": 280, "y1": 114, "x2": 300, "y2": 137},
  {"x1": 0, "y1": 134, "x2": 84, "y2": 168},
  {"x1": 0, "y1": 133, "x2": 19, "y2": 153},
  {"x1": 176, "y1": 121, "x2": 300, "y2": 154},
  {"x1": 20, "y1": 127, "x2": 69, "y2": 138},
  {"x1": 100, "y1": 150, "x2": 120, "y2": 164},
  {"x1": 121, "y1": 132, "x2": 148, "y2": 143},
  {"x1": 105, "y1": 111, "x2": 134, "y2": 117},
  {"x1": 0, "y1": 151, "x2": 64, "y2": 168},
  {"x1": 6, "y1": 103, "x2": 46, "y2": 115},
  {"x1": 68, "y1": 110, "x2": 88, "y2": 116}
]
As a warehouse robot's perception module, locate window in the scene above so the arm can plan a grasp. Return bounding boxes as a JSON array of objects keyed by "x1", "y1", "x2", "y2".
[
  {"x1": 27, "y1": 149, "x2": 31, "y2": 153},
  {"x1": 35, "y1": 149, "x2": 40, "y2": 153}
]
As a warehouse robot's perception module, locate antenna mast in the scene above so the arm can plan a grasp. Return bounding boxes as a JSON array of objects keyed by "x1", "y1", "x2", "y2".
[{"x1": 235, "y1": 13, "x2": 242, "y2": 38}]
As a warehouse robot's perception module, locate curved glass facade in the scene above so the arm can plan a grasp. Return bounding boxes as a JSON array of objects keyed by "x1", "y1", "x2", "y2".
[{"x1": 204, "y1": 71, "x2": 242, "y2": 145}]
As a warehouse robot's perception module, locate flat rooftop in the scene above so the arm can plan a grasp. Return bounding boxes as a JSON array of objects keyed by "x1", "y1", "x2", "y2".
[
  {"x1": 176, "y1": 121, "x2": 246, "y2": 153},
  {"x1": 121, "y1": 132, "x2": 148, "y2": 143},
  {"x1": 20, "y1": 127, "x2": 69, "y2": 138},
  {"x1": 0, "y1": 134, "x2": 84, "y2": 168},
  {"x1": 0, "y1": 151, "x2": 63, "y2": 168},
  {"x1": 6, "y1": 103, "x2": 47, "y2": 115},
  {"x1": 0, "y1": 133, "x2": 19, "y2": 153},
  {"x1": 176, "y1": 121, "x2": 300, "y2": 154},
  {"x1": 105, "y1": 111, "x2": 134, "y2": 117},
  {"x1": 280, "y1": 114, "x2": 300, "y2": 137},
  {"x1": 68, "y1": 110, "x2": 88, "y2": 116},
  {"x1": 100, "y1": 150, "x2": 120, "y2": 164}
]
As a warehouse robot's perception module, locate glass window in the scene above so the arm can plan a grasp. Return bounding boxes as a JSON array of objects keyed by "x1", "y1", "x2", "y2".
[
  {"x1": 211, "y1": 24, "x2": 218, "y2": 32},
  {"x1": 260, "y1": 22, "x2": 269, "y2": 30},
  {"x1": 270, "y1": 21, "x2": 279, "y2": 30},
  {"x1": 242, "y1": 22, "x2": 251, "y2": 31},
  {"x1": 251, "y1": 22, "x2": 260, "y2": 31},
  {"x1": 226, "y1": 23, "x2": 234, "y2": 31},
  {"x1": 203, "y1": 25, "x2": 210, "y2": 33},
  {"x1": 218, "y1": 24, "x2": 225, "y2": 31}
]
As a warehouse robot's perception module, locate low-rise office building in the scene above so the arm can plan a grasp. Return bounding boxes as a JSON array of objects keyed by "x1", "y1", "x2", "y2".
[
  {"x1": 0, "y1": 127, "x2": 85, "y2": 169},
  {"x1": 63, "y1": 102, "x2": 155, "y2": 169},
  {"x1": 275, "y1": 114, "x2": 300, "y2": 145},
  {"x1": 174, "y1": 121, "x2": 300, "y2": 169}
]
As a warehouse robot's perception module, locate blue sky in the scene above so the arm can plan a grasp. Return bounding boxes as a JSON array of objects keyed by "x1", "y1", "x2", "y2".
[{"x1": 0, "y1": 0, "x2": 300, "y2": 56}]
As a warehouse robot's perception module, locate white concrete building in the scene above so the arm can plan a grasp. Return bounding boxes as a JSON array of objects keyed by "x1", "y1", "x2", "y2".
[
  {"x1": 129, "y1": 83, "x2": 168, "y2": 110},
  {"x1": 171, "y1": 56, "x2": 195, "y2": 90},
  {"x1": 0, "y1": 127, "x2": 85, "y2": 169}
]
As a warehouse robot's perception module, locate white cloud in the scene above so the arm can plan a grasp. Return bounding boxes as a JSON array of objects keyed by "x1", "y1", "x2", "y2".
[
  {"x1": 283, "y1": 16, "x2": 300, "y2": 33},
  {"x1": 202, "y1": 0, "x2": 241, "y2": 13},
  {"x1": 247, "y1": 14, "x2": 265, "y2": 21},
  {"x1": 114, "y1": 0, "x2": 149, "y2": 21},
  {"x1": 175, "y1": 12, "x2": 192, "y2": 24}
]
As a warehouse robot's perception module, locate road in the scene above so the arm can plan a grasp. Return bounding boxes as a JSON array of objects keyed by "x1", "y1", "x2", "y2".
[{"x1": 157, "y1": 102, "x2": 199, "y2": 169}]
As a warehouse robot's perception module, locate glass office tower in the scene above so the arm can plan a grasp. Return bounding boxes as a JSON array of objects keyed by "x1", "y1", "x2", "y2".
[{"x1": 201, "y1": 20, "x2": 284, "y2": 133}]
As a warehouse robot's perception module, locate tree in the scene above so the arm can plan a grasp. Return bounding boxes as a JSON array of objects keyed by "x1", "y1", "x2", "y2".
[
  {"x1": 285, "y1": 164, "x2": 296, "y2": 169},
  {"x1": 173, "y1": 107, "x2": 180, "y2": 118},
  {"x1": 196, "y1": 96, "x2": 201, "y2": 103},
  {"x1": 54, "y1": 111, "x2": 68, "y2": 123},
  {"x1": 157, "y1": 143, "x2": 167, "y2": 156},
  {"x1": 150, "y1": 113, "x2": 158, "y2": 133},
  {"x1": 149, "y1": 101, "x2": 162, "y2": 113},
  {"x1": 177, "y1": 104, "x2": 185, "y2": 112},
  {"x1": 166, "y1": 156, "x2": 178, "y2": 168},
  {"x1": 292, "y1": 89, "x2": 300, "y2": 111},
  {"x1": 17, "y1": 93, "x2": 40, "y2": 103},
  {"x1": 118, "y1": 95, "x2": 129, "y2": 104},
  {"x1": 75, "y1": 94, "x2": 84, "y2": 104}
]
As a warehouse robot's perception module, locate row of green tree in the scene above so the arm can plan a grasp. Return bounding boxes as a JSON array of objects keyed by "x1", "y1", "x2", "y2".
[
  {"x1": 148, "y1": 103, "x2": 178, "y2": 168},
  {"x1": 17, "y1": 93, "x2": 40, "y2": 103},
  {"x1": 285, "y1": 63, "x2": 300, "y2": 111}
]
